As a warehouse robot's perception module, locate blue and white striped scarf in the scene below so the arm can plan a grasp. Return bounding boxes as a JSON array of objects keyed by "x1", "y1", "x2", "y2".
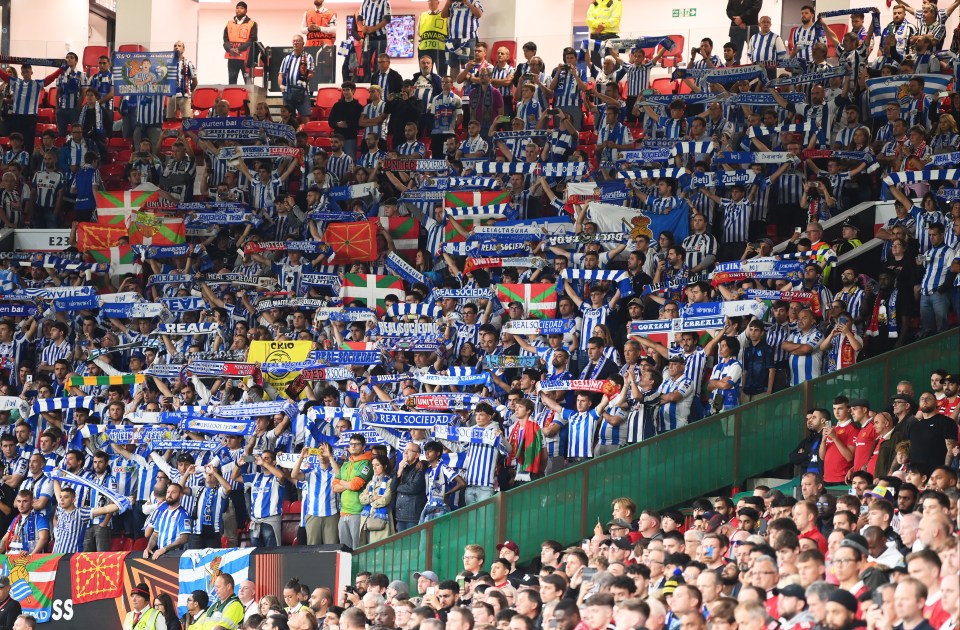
[
  {"x1": 387, "y1": 303, "x2": 444, "y2": 319},
  {"x1": 770, "y1": 65, "x2": 848, "y2": 86},
  {"x1": 32, "y1": 396, "x2": 96, "y2": 416},
  {"x1": 48, "y1": 468, "x2": 131, "y2": 513},
  {"x1": 444, "y1": 204, "x2": 515, "y2": 218},
  {"x1": 430, "y1": 288, "x2": 492, "y2": 301},
  {"x1": 367, "y1": 410, "x2": 458, "y2": 429},
  {"x1": 384, "y1": 252, "x2": 426, "y2": 287},
  {"x1": 211, "y1": 400, "x2": 298, "y2": 418},
  {"x1": 884, "y1": 169, "x2": 960, "y2": 185},
  {"x1": 432, "y1": 424, "x2": 501, "y2": 447},
  {"x1": 670, "y1": 141, "x2": 715, "y2": 157},
  {"x1": 471, "y1": 161, "x2": 589, "y2": 177}
]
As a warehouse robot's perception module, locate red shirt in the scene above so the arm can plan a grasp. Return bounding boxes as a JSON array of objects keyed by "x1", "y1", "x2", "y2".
[
  {"x1": 937, "y1": 395, "x2": 959, "y2": 419},
  {"x1": 851, "y1": 422, "x2": 878, "y2": 474},
  {"x1": 823, "y1": 422, "x2": 858, "y2": 483},
  {"x1": 799, "y1": 527, "x2": 828, "y2": 554},
  {"x1": 867, "y1": 431, "x2": 895, "y2": 476}
]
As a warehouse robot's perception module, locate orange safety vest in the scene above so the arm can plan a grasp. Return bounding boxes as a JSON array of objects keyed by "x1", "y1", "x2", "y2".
[
  {"x1": 225, "y1": 19, "x2": 256, "y2": 60},
  {"x1": 305, "y1": 9, "x2": 336, "y2": 47}
]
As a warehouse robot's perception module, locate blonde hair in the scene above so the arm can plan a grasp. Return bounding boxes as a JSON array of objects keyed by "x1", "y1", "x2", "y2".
[{"x1": 939, "y1": 113, "x2": 958, "y2": 134}]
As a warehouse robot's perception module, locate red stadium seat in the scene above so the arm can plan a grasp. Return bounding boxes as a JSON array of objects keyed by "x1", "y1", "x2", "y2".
[
  {"x1": 111, "y1": 536, "x2": 133, "y2": 551},
  {"x1": 353, "y1": 85, "x2": 369, "y2": 105},
  {"x1": 826, "y1": 23, "x2": 849, "y2": 58},
  {"x1": 37, "y1": 108, "x2": 55, "y2": 123},
  {"x1": 677, "y1": 79, "x2": 694, "y2": 94},
  {"x1": 46, "y1": 88, "x2": 57, "y2": 108},
  {"x1": 788, "y1": 27, "x2": 799, "y2": 54},
  {"x1": 302, "y1": 120, "x2": 332, "y2": 136},
  {"x1": 221, "y1": 86, "x2": 249, "y2": 113},
  {"x1": 83, "y1": 45, "x2": 110, "y2": 76},
  {"x1": 191, "y1": 87, "x2": 220, "y2": 113},
  {"x1": 316, "y1": 86, "x2": 341, "y2": 109},
  {"x1": 491, "y1": 40, "x2": 517, "y2": 64},
  {"x1": 660, "y1": 35, "x2": 685, "y2": 67},
  {"x1": 101, "y1": 163, "x2": 126, "y2": 179},
  {"x1": 108, "y1": 136, "x2": 132, "y2": 149},
  {"x1": 284, "y1": 500, "x2": 302, "y2": 514},
  {"x1": 117, "y1": 44, "x2": 147, "y2": 53},
  {"x1": 651, "y1": 78, "x2": 675, "y2": 94},
  {"x1": 132, "y1": 537, "x2": 149, "y2": 551}
]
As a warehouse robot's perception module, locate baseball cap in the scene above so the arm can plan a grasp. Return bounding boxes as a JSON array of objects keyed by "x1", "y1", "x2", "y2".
[
  {"x1": 828, "y1": 589, "x2": 859, "y2": 613},
  {"x1": 668, "y1": 355, "x2": 686, "y2": 364},
  {"x1": 413, "y1": 570, "x2": 439, "y2": 583},
  {"x1": 779, "y1": 584, "x2": 806, "y2": 600},
  {"x1": 943, "y1": 373, "x2": 959, "y2": 384},
  {"x1": 864, "y1": 485, "x2": 892, "y2": 500},
  {"x1": 497, "y1": 540, "x2": 520, "y2": 554},
  {"x1": 388, "y1": 580, "x2": 410, "y2": 596},
  {"x1": 611, "y1": 537, "x2": 633, "y2": 550}
]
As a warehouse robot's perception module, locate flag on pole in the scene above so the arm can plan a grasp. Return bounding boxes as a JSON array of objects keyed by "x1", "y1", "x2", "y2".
[
  {"x1": 341, "y1": 273, "x2": 406, "y2": 315},
  {"x1": 495, "y1": 283, "x2": 557, "y2": 319}
]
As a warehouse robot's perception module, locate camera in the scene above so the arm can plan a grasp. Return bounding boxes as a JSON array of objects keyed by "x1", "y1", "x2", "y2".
[{"x1": 344, "y1": 586, "x2": 357, "y2": 594}]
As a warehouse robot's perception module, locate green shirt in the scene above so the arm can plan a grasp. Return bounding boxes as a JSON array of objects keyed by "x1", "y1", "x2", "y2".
[{"x1": 336, "y1": 454, "x2": 373, "y2": 515}]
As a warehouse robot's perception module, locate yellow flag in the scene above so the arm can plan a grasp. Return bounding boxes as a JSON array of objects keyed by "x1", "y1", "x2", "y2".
[{"x1": 247, "y1": 340, "x2": 314, "y2": 399}]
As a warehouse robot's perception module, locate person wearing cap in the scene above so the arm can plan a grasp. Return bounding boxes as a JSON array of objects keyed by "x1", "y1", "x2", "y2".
[
  {"x1": 831, "y1": 535, "x2": 870, "y2": 598},
  {"x1": 124, "y1": 584, "x2": 165, "y2": 630},
  {"x1": 223, "y1": 1, "x2": 258, "y2": 85},
  {"x1": 936, "y1": 373, "x2": 960, "y2": 420},
  {"x1": 0, "y1": 572, "x2": 18, "y2": 630},
  {"x1": 822, "y1": 589, "x2": 860, "y2": 630},
  {"x1": 777, "y1": 583, "x2": 814, "y2": 630}
]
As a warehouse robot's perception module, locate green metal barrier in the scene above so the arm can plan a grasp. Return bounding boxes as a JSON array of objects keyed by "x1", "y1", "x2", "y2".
[{"x1": 353, "y1": 331, "x2": 959, "y2": 582}]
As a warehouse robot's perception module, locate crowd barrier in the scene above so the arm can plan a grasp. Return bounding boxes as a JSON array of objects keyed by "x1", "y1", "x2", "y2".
[
  {"x1": 352, "y1": 329, "x2": 960, "y2": 585},
  {"x1": 1, "y1": 546, "x2": 350, "y2": 628}
]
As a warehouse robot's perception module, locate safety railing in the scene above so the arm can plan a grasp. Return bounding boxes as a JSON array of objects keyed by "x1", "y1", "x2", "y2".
[{"x1": 352, "y1": 329, "x2": 960, "y2": 584}]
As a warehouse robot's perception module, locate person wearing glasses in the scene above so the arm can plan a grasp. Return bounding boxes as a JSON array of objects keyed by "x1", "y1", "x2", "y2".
[
  {"x1": 331, "y1": 433, "x2": 374, "y2": 550},
  {"x1": 182, "y1": 590, "x2": 209, "y2": 630}
]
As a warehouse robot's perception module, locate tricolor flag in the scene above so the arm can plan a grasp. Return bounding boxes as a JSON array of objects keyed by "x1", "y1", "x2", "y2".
[
  {"x1": 88, "y1": 245, "x2": 140, "y2": 279},
  {"x1": 380, "y1": 216, "x2": 420, "y2": 263},
  {"x1": 341, "y1": 273, "x2": 406, "y2": 315},
  {"x1": 128, "y1": 211, "x2": 187, "y2": 246},
  {"x1": 0, "y1": 553, "x2": 64, "y2": 623},
  {"x1": 444, "y1": 191, "x2": 506, "y2": 242},
  {"x1": 496, "y1": 283, "x2": 557, "y2": 319},
  {"x1": 95, "y1": 189, "x2": 161, "y2": 225},
  {"x1": 866, "y1": 73, "x2": 952, "y2": 118},
  {"x1": 178, "y1": 548, "x2": 254, "y2": 616}
]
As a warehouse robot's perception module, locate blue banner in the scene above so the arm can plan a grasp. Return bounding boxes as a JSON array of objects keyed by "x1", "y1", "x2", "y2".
[{"x1": 112, "y1": 51, "x2": 178, "y2": 95}]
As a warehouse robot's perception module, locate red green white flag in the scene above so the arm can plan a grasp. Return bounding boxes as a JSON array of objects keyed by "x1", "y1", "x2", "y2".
[
  {"x1": 495, "y1": 283, "x2": 557, "y2": 319},
  {"x1": 88, "y1": 246, "x2": 140, "y2": 279},
  {"x1": 94, "y1": 189, "x2": 161, "y2": 225},
  {"x1": 0, "y1": 553, "x2": 64, "y2": 622},
  {"x1": 128, "y1": 211, "x2": 186, "y2": 246},
  {"x1": 379, "y1": 216, "x2": 420, "y2": 262},
  {"x1": 340, "y1": 273, "x2": 405, "y2": 316}
]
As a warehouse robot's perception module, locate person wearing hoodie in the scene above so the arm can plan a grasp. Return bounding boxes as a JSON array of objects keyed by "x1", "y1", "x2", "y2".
[{"x1": 332, "y1": 433, "x2": 374, "y2": 550}]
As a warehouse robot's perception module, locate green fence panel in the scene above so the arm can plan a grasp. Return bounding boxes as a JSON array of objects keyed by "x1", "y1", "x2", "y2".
[
  {"x1": 504, "y1": 468, "x2": 585, "y2": 558},
  {"x1": 428, "y1": 499, "x2": 499, "y2": 581},
  {"x1": 738, "y1": 387, "x2": 805, "y2": 479},
  {"x1": 351, "y1": 331, "x2": 959, "y2": 581}
]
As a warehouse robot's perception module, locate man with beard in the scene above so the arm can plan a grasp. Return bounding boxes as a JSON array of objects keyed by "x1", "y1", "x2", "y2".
[
  {"x1": 822, "y1": 590, "x2": 864, "y2": 630},
  {"x1": 937, "y1": 373, "x2": 960, "y2": 420},
  {"x1": 902, "y1": 392, "x2": 956, "y2": 471},
  {"x1": 779, "y1": 584, "x2": 815, "y2": 630},
  {"x1": 143, "y1": 483, "x2": 190, "y2": 559}
]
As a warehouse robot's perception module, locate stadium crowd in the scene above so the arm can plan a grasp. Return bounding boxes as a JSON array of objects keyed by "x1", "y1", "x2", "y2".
[{"x1": 0, "y1": 1, "x2": 956, "y2": 629}]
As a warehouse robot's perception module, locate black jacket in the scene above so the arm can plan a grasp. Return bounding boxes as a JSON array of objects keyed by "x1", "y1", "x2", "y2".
[
  {"x1": 394, "y1": 462, "x2": 427, "y2": 523},
  {"x1": 0, "y1": 595, "x2": 22, "y2": 630},
  {"x1": 726, "y1": 0, "x2": 762, "y2": 26}
]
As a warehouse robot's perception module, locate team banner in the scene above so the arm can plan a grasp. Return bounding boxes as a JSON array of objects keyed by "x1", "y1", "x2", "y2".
[
  {"x1": 146, "y1": 273, "x2": 193, "y2": 287},
  {"x1": 180, "y1": 417, "x2": 257, "y2": 436},
  {"x1": 463, "y1": 257, "x2": 545, "y2": 273},
  {"x1": 178, "y1": 549, "x2": 255, "y2": 617},
  {"x1": 100, "y1": 302, "x2": 168, "y2": 320},
  {"x1": 384, "y1": 251, "x2": 426, "y2": 287},
  {"x1": 377, "y1": 336, "x2": 446, "y2": 352},
  {"x1": 817, "y1": 7, "x2": 881, "y2": 36},
  {"x1": 636, "y1": 94, "x2": 719, "y2": 107},
  {"x1": 0, "y1": 55, "x2": 64, "y2": 67},
  {"x1": 713, "y1": 151, "x2": 797, "y2": 165},
  {"x1": 301, "y1": 273, "x2": 343, "y2": 289},
  {"x1": 10, "y1": 286, "x2": 97, "y2": 299},
  {"x1": 0, "y1": 397, "x2": 26, "y2": 412},
  {"x1": 376, "y1": 322, "x2": 443, "y2": 336},
  {"x1": 770, "y1": 65, "x2": 848, "y2": 86},
  {"x1": 311, "y1": 350, "x2": 383, "y2": 365},
  {"x1": 382, "y1": 158, "x2": 450, "y2": 172},
  {"x1": 742, "y1": 289, "x2": 815, "y2": 303},
  {"x1": 300, "y1": 366, "x2": 357, "y2": 381},
  {"x1": 431, "y1": 288, "x2": 492, "y2": 301},
  {"x1": 153, "y1": 323, "x2": 222, "y2": 336},
  {"x1": 159, "y1": 296, "x2": 206, "y2": 312},
  {"x1": 386, "y1": 303, "x2": 444, "y2": 319},
  {"x1": 184, "y1": 211, "x2": 263, "y2": 227},
  {"x1": 182, "y1": 116, "x2": 297, "y2": 143},
  {"x1": 218, "y1": 146, "x2": 302, "y2": 161},
  {"x1": 67, "y1": 374, "x2": 145, "y2": 387},
  {"x1": 315, "y1": 307, "x2": 377, "y2": 322},
  {"x1": 112, "y1": 51, "x2": 177, "y2": 95},
  {"x1": 629, "y1": 315, "x2": 727, "y2": 335},
  {"x1": 545, "y1": 232, "x2": 629, "y2": 246},
  {"x1": 48, "y1": 468, "x2": 131, "y2": 513},
  {"x1": 416, "y1": 370, "x2": 491, "y2": 387},
  {"x1": 246, "y1": 340, "x2": 315, "y2": 398},
  {"x1": 210, "y1": 400, "x2": 298, "y2": 418},
  {"x1": 402, "y1": 393, "x2": 491, "y2": 410},
  {"x1": 0, "y1": 303, "x2": 41, "y2": 317},
  {"x1": 432, "y1": 424, "x2": 502, "y2": 447},
  {"x1": 470, "y1": 161, "x2": 590, "y2": 178},
  {"x1": 184, "y1": 361, "x2": 261, "y2": 377},
  {"x1": 483, "y1": 354, "x2": 538, "y2": 369},
  {"x1": 726, "y1": 92, "x2": 807, "y2": 105},
  {"x1": 367, "y1": 409, "x2": 458, "y2": 429},
  {"x1": 686, "y1": 170, "x2": 757, "y2": 190},
  {"x1": 683, "y1": 299, "x2": 768, "y2": 319},
  {"x1": 536, "y1": 379, "x2": 615, "y2": 394},
  {"x1": 501, "y1": 319, "x2": 576, "y2": 335}
]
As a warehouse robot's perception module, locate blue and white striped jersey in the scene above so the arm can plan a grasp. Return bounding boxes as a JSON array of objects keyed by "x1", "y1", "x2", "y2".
[
  {"x1": 52, "y1": 505, "x2": 91, "y2": 553},
  {"x1": 298, "y1": 466, "x2": 338, "y2": 520},
  {"x1": 558, "y1": 408, "x2": 601, "y2": 458},
  {"x1": 151, "y1": 502, "x2": 191, "y2": 548},
  {"x1": 446, "y1": 0, "x2": 482, "y2": 40},
  {"x1": 721, "y1": 198, "x2": 752, "y2": 243},
  {"x1": 247, "y1": 472, "x2": 284, "y2": 518},
  {"x1": 748, "y1": 32, "x2": 786, "y2": 64},
  {"x1": 921, "y1": 244, "x2": 956, "y2": 295},
  {"x1": 657, "y1": 375, "x2": 693, "y2": 431},
  {"x1": 192, "y1": 485, "x2": 229, "y2": 533},
  {"x1": 359, "y1": 0, "x2": 391, "y2": 37},
  {"x1": 787, "y1": 328, "x2": 824, "y2": 386}
]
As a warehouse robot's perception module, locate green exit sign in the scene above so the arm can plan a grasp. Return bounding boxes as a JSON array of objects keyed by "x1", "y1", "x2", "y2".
[{"x1": 672, "y1": 8, "x2": 697, "y2": 17}]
